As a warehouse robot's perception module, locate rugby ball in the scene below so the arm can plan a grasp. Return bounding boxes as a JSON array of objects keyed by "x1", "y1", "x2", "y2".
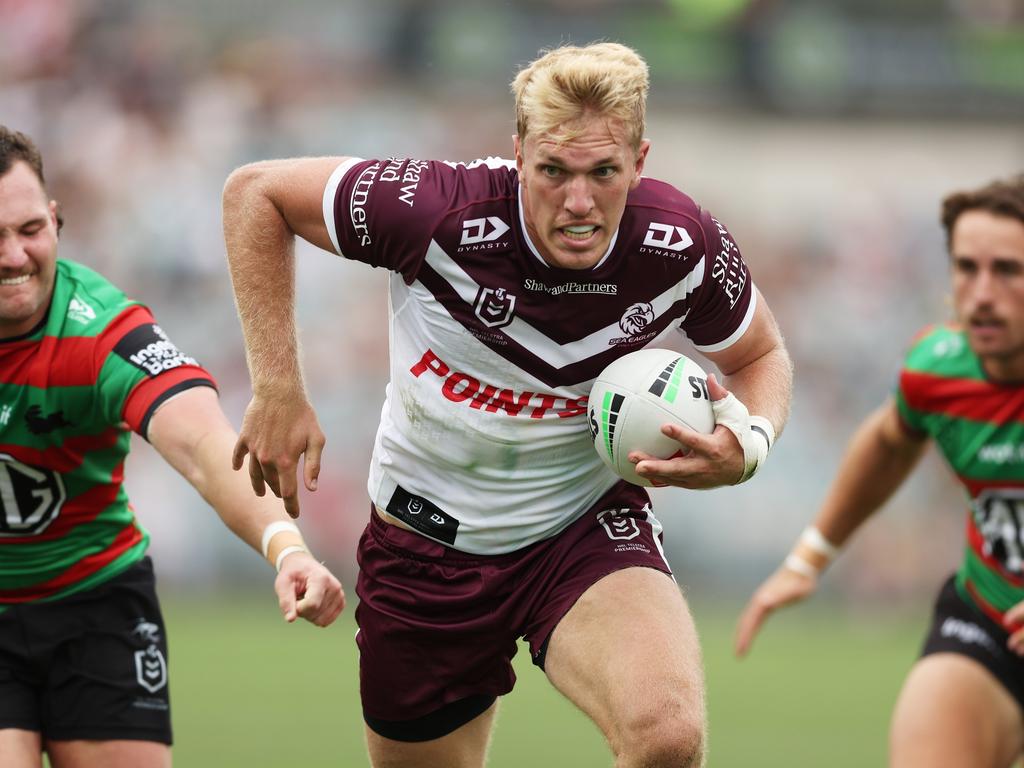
[{"x1": 588, "y1": 348, "x2": 716, "y2": 486}]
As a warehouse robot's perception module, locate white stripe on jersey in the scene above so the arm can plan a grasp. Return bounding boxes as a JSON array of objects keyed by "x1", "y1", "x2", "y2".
[
  {"x1": 691, "y1": 289, "x2": 757, "y2": 353},
  {"x1": 322, "y1": 157, "x2": 365, "y2": 256},
  {"x1": 422, "y1": 239, "x2": 703, "y2": 369}
]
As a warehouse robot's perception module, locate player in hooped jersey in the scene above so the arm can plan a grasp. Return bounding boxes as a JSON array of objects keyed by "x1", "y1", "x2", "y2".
[
  {"x1": 736, "y1": 175, "x2": 1024, "y2": 768},
  {"x1": 224, "y1": 44, "x2": 792, "y2": 766},
  {"x1": 0, "y1": 126, "x2": 344, "y2": 768}
]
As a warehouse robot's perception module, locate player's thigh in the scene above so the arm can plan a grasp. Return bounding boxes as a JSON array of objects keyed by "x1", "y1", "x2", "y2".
[
  {"x1": 0, "y1": 729, "x2": 44, "y2": 768},
  {"x1": 891, "y1": 653, "x2": 1024, "y2": 768},
  {"x1": 365, "y1": 701, "x2": 498, "y2": 768},
  {"x1": 544, "y1": 567, "x2": 705, "y2": 754},
  {"x1": 46, "y1": 739, "x2": 170, "y2": 768}
]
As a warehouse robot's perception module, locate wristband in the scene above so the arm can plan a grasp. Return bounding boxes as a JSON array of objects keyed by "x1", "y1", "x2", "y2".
[
  {"x1": 784, "y1": 554, "x2": 820, "y2": 579},
  {"x1": 800, "y1": 526, "x2": 840, "y2": 561},
  {"x1": 275, "y1": 545, "x2": 308, "y2": 572},
  {"x1": 711, "y1": 394, "x2": 775, "y2": 484},
  {"x1": 261, "y1": 521, "x2": 301, "y2": 559}
]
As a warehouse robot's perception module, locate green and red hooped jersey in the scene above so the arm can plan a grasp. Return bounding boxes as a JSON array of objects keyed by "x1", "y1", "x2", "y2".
[
  {"x1": 896, "y1": 323, "x2": 1024, "y2": 625},
  {"x1": 0, "y1": 259, "x2": 215, "y2": 607}
]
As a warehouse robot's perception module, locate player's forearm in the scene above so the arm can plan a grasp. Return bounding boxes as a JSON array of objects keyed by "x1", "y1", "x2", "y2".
[
  {"x1": 222, "y1": 163, "x2": 306, "y2": 397},
  {"x1": 182, "y1": 421, "x2": 309, "y2": 566},
  {"x1": 721, "y1": 342, "x2": 793, "y2": 439},
  {"x1": 813, "y1": 404, "x2": 925, "y2": 548}
]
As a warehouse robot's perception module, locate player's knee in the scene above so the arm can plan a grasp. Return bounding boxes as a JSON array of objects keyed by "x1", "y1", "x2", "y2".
[{"x1": 615, "y1": 706, "x2": 706, "y2": 768}]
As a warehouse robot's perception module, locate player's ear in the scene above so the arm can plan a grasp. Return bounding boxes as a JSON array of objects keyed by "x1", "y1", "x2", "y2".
[
  {"x1": 630, "y1": 140, "x2": 651, "y2": 190},
  {"x1": 513, "y1": 135, "x2": 524, "y2": 174}
]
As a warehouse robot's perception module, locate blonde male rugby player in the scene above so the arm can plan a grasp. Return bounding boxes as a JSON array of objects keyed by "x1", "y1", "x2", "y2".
[
  {"x1": 0, "y1": 125, "x2": 343, "y2": 768},
  {"x1": 737, "y1": 175, "x2": 1024, "y2": 768},
  {"x1": 224, "y1": 43, "x2": 791, "y2": 767}
]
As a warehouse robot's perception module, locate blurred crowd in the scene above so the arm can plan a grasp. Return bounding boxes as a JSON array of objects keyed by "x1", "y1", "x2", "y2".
[{"x1": 2, "y1": 0, "x2": 1023, "y2": 606}]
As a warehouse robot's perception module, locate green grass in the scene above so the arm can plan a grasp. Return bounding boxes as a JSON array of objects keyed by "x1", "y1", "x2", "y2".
[{"x1": 165, "y1": 594, "x2": 923, "y2": 767}]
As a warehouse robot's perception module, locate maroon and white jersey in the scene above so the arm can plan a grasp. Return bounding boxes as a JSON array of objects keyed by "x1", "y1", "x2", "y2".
[{"x1": 323, "y1": 156, "x2": 754, "y2": 554}]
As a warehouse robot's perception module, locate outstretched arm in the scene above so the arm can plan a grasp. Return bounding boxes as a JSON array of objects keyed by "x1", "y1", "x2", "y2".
[
  {"x1": 222, "y1": 156, "x2": 349, "y2": 516},
  {"x1": 147, "y1": 386, "x2": 345, "y2": 626},
  {"x1": 734, "y1": 398, "x2": 927, "y2": 656}
]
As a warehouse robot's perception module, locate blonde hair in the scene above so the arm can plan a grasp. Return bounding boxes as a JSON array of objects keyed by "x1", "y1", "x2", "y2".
[{"x1": 511, "y1": 42, "x2": 649, "y2": 149}]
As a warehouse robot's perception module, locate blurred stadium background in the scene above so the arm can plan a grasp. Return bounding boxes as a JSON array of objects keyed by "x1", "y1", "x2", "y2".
[{"x1": 4, "y1": 0, "x2": 1023, "y2": 765}]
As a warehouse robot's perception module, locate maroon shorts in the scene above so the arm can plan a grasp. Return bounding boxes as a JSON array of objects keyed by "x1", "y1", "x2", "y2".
[{"x1": 354, "y1": 481, "x2": 673, "y2": 727}]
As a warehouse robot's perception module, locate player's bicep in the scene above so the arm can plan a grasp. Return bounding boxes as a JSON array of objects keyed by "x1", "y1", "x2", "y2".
[
  {"x1": 226, "y1": 156, "x2": 349, "y2": 255},
  {"x1": 877, "y1": 397, "x2": 928, "y2": 455},
  {"x1": 701, "y1": 289, "x2": 783, "y2": 376},
  {"x1": 148, "y1": 387, "x2": 233, "y2": 481}
]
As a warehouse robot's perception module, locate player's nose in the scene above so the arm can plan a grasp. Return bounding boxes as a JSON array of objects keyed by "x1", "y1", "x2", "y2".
[{"x1": 563, "y1": 176, "x2": 594, "y2": 217}]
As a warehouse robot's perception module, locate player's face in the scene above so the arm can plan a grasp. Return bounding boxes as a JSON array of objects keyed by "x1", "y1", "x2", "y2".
[
  {"x1": 0, "y1": 161, "x2": 59, "y2": 338},
  {"x1": 515, "y1": 114, "x2": 649, "y2": 270},
  {"x1": 951, "y1": 209, "x2": 1024, "y2": 380}
]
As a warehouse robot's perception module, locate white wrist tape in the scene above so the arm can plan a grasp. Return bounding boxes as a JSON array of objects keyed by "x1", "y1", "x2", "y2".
[
  {"x1": 784, "y1": 554, "x2": 820, "y2": 579},
  {"x1": 800, "y1": 526, "x2": 840, "y2": 562},
  {"x1": 275, "y1": 545, "x2": 308, "y2": 572},
  {"x1": 261, "y1": 521, "x2": 301, "y2": 559},
  {"x1": 711, "y1": 393, "x2": 775, "y2": 484}
]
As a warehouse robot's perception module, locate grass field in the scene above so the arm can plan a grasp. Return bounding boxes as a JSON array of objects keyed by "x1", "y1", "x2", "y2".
[{"x1": 162, "y1": 593, "x2": 924, "y2": 767}]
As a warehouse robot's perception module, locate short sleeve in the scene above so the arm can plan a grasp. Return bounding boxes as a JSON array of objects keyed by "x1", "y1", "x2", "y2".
[
  {"x1": 94, "y1": 306, "x2": 216, "y2": 439},
  {"x1": 680, "y1": 208, "x2": 755, "y2": 352},
  {"x1": 322, "y1": 157, "x2": 457, "y2": 282}
]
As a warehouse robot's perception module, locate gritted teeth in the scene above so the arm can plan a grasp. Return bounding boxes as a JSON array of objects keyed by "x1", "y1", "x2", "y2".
[
  {"x1": 561, "y1": 224, "x2": 597, "y2": 241},
  {"x1": 0, "y1": 274, "x2": 30, "y2": 286}
]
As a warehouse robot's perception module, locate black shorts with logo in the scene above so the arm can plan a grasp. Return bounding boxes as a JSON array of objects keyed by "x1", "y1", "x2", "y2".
[
  {"x1": 0, "y1": 556, "x2": 172, "y2": 743},
  {"x1": 920, "y1": 574, "x2": 1024, "y2": 712}
]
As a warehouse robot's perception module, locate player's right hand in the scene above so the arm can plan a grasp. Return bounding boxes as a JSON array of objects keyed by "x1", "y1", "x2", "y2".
[
  {"x1": 275, "y1": 552, "x2": 345, "y2": 627},
  {"x1": 734, "y1": 565, "x2": 819, "y2": 658},
  {"x1": 233, "y1": 393, "x2": 326, "y2": 518}
]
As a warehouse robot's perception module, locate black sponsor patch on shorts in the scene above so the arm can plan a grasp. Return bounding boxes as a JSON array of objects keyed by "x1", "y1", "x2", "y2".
[
  {"x1": 386, "y1": 486, "x2": 459, "y2": 545},
  {"x1": 114, "y1": 324, "x2": 198, "y2": 377}
]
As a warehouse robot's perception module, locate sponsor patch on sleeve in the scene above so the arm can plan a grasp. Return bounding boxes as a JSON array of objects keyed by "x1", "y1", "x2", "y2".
[{"x1": 113, "y1": 324, "x2": 199, "y2": 377}]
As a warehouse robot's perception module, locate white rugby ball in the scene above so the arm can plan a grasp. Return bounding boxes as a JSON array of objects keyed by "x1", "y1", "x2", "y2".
[{"x1": 588, "y1": 348, "x2": 716, "y2": 487}]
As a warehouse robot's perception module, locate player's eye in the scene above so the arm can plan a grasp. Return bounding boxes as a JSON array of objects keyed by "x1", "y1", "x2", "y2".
[
  {"x1": 540, "y1": 165, "x2": 562, "y2": 178},
  {"x1": 996, "y1": 262, "x2": 1024, "y2": 277},
  {"x1": 592, "y1": 166, "x2": 615, "y2": 178}
]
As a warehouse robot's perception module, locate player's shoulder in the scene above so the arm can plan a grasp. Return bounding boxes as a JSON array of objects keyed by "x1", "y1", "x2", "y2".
[
  {"x1": 902, "y1": 322, "x2": 975, "y2": 375},
  {"x1": 628, "y1": 176, "x2": 702, "y2": 216},
  {"x1": 440, "y1": 156, "x2": 518, "y2": 200},
  {"x1": 620, "y1": 177, "x2": 721, "y2": 255},
  {"x1": 52, "y1": 259, "x2": 146, "y2": 336}
]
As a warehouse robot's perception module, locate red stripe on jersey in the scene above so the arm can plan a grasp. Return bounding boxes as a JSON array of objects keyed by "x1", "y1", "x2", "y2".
[
  {"x1": 122, "y1": 367, "x2": 215, "y2": 433},
  {"x1": 0, "y1": 427, "x2": 123, "y2": 474},
  {"x1": 0, "y1": 306, "x2": 154, "y2": 388},
  {"x1": 901, "y1": 370, "x2": 1024, "y2": 423},
  {"x1": 964, "y1": 514, "x2": 1024, "y2": 587},
  {"x1": 0, "y1": 521, "x2": 144, "y2": 602},
  {"x1": 957, "y1": 475, "x2": 1024, "y2": 497}
]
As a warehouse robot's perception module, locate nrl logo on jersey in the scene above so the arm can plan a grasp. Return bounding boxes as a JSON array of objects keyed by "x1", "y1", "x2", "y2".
[
  {"x1": 474, "y1": 286, "x2": 516, "y2": 329},
  {"x1": 459, "y1": 217, "x2": 510, "y2": 252},
  {"x1": 639, "y1": 222, "x2": 693, "y2": 258}
]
